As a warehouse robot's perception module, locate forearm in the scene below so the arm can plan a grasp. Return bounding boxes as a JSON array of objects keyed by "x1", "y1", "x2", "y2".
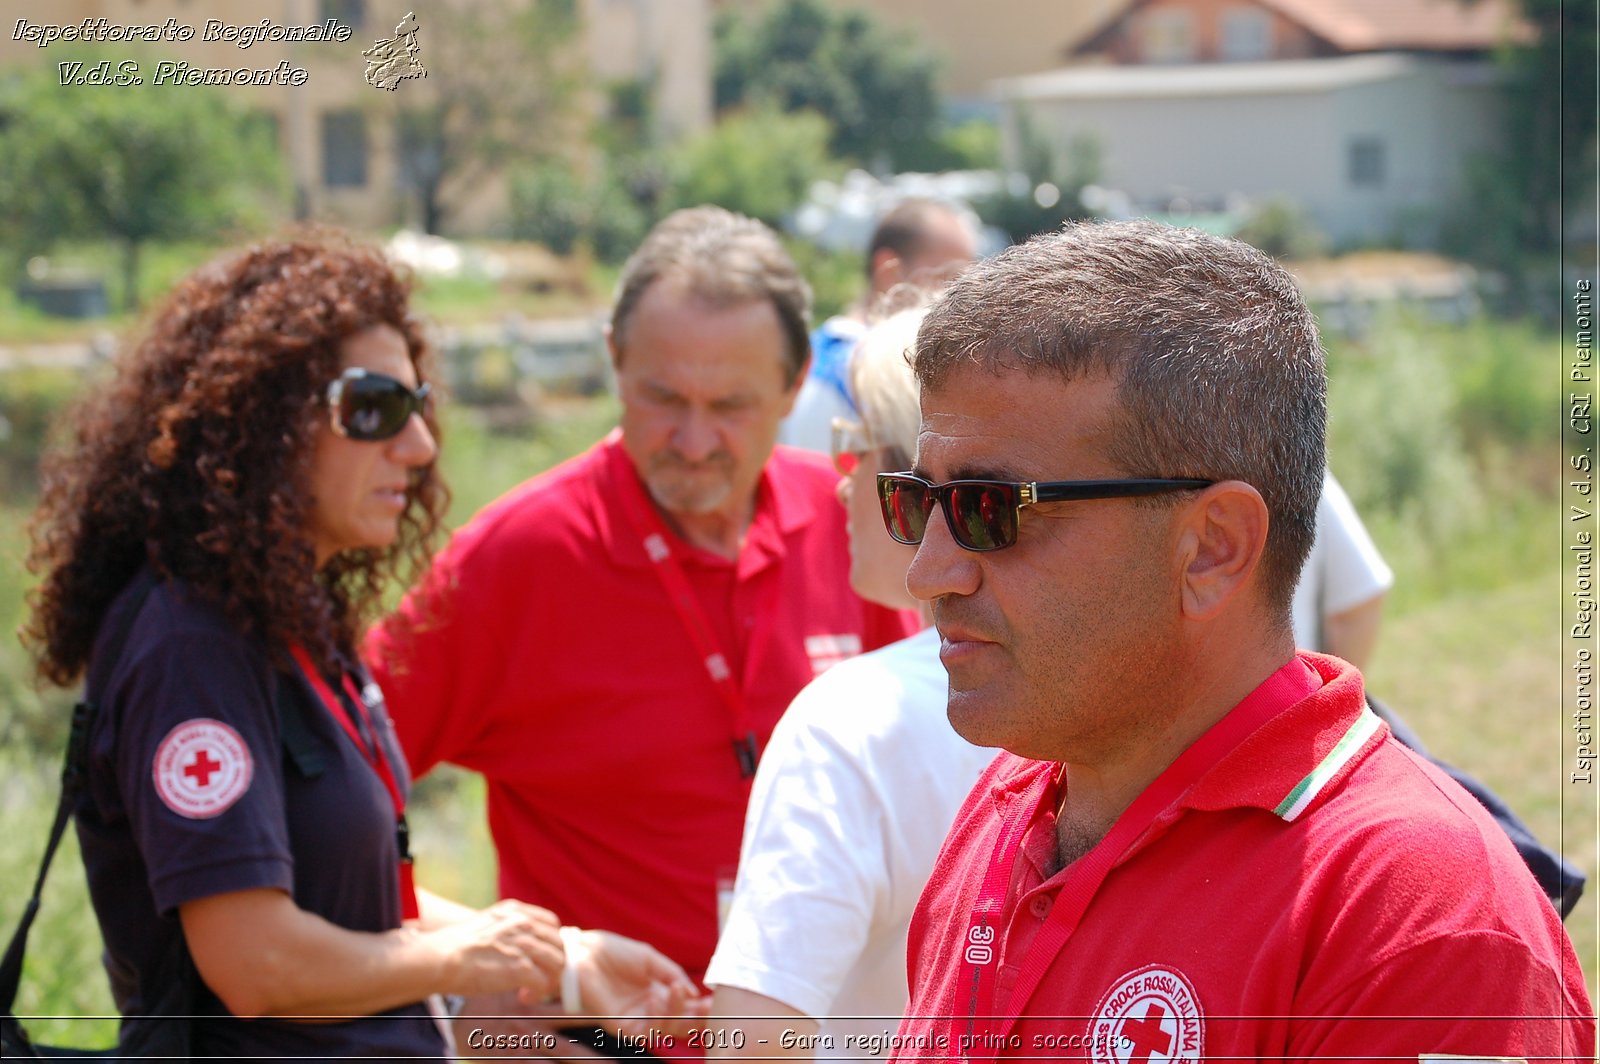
[
  {"x1": 183, "y1": 889, "x2": 458, "y2": 1018},
  {"x1": 1322, "y1": 595, "x2": 1384, "y2": 670},
  {"x1": 412, "y1": 885, "x2": 476, "y2": 931},
  {"x1": 709, "y1": 987, "x2": 816, "y2": 1061},
  {"x1": 181, "y1": 888, "x2": 558, "y2": 1020}
]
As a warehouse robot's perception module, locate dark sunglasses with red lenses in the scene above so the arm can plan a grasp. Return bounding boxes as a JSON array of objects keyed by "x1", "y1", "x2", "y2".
[
  {"x1": 326, "y1": 368, "x2": 433, "y2": 442},
  {"x1": 876, "y1": 471, "x2": 1213, "y2": 552}
]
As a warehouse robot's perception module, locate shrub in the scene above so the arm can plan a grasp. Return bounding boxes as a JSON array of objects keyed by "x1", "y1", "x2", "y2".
[
  {"x1": 1236, "y1": 198, "x2": 1328, "y2": 261},
  {"x1": 662, "y1": 105, "x2": 839, "y2": 228}
]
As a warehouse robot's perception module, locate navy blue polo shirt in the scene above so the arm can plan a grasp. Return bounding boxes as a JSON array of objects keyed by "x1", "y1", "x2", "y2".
[{"x1": 74, "y1": 574, "x2": 444, "y2": 1059}]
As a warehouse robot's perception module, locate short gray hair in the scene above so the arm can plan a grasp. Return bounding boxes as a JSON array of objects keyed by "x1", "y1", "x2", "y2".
[
  {"x1": 915, "y1": 219, "x2": 1326, "y2": 613},
  {"x1": 611, "y1": 206, "x2": 813, "y2": 384}
]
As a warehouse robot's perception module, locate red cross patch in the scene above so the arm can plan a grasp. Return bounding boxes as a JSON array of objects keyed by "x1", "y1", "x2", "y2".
[
  {"x1": 1089, "y1": 964, "x2": 1204, "y2": 1064},
  {"x1": 152, "y1": 719, "x2": 253, "y2": 819}
]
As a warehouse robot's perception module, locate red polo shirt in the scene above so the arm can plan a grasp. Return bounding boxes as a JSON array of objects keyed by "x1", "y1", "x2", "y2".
[
  {"x1": 366, "y1": 432, "x2": 916, "y2": 981},
  {"x1": 896, "y1": 654, "x2": 1593, "y2": 1062}
]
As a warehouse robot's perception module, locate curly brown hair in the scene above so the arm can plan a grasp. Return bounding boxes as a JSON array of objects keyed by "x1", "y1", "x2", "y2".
[{"x1": 24, "y1": 232, "x2": 449, "y2": 687}]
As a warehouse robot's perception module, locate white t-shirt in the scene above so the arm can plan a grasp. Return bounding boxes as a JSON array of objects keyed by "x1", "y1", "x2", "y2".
[
  {"x1": 1291, "y1": 470, "x2": 1394, "y2": 651},
  {"x1": 705, "y1": 626, "x2": 996, "y2": 1056}
]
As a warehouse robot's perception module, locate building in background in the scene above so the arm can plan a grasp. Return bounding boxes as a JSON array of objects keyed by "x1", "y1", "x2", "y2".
[{"x1": 994, "y1": 0, "x2": 1528, "y2": 246}]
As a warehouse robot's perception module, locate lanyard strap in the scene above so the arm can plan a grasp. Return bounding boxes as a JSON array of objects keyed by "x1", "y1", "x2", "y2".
[
  {"x1": 288, "y1": 644, "x2": 419, "y2": 920},
  {"x1": 956, "y1": 658, "x2": 1321, "y2": 1061},
  {"x1": 610, "y1": 446, "x2": 760, "y2": 778}
]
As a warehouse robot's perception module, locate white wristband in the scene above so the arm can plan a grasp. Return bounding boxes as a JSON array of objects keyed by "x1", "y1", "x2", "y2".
[{"x1": 559, "y1": 925, "x2": 584, "y2": 1014}]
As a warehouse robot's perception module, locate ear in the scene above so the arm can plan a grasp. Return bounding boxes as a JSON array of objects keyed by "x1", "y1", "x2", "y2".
[
  {"x1": 1173, "y1": 481, "x2": 1270, "y2": 621},
  {"x1": 604, "y1": 322, "x2": 622, "y2": 371},
  {"x1": 779, "y1": 351, "x2": 811, "y2": 417},
  {"x1": 869, "y1": 248, "x2": 904, "y2": 294}
]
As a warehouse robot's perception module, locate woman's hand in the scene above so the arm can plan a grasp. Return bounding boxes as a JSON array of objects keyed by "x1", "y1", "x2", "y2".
[
  {"x1": 570, "y1": 929, "x2": 710, "y2": 1039},
  {"x1": 425, "y1": 899, "x2": 565, "y2": 999}
]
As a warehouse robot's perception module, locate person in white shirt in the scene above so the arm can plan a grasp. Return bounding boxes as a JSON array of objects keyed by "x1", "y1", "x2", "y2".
[
  {"x1": 706, "y1": 304, "x2": 995, "y2": 1061},
  {"x1": 1290, "y1": 469, "x2": 1393, "y2": 668}
]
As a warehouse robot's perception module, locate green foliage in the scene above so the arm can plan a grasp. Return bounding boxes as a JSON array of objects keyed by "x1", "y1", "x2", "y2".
[
  {"x1": 0, "y1": 366, "x2": 83, "y2": 501},
  {"x1": 714, "y1": 0, "x2": 942, "y2": 170},
  {"x1": 972, "y1": 121, "x2": 1098, "y2": 244},
  {"x1": 0, "y1": 748, "x2": 119, "y2": 1049},
  {"x1": 1235, "y1": 199, "x2": 1328, "y2": 261},
  {"x1": 1320, "y1": 310, "x2": 1559, "y2": 614},
  {"x1": 0, "y1": 50, "x2": 285, "y2": 309},
  {"x1": 509, "y1": 160, "x2": 650, "y2": 265},
  {"x1": 923, "y1": 119, "x2": 1003, "y2": 172},
  {"x1": 509, "y1": 165, "x2": 590, "y2": 257},
  {"x1": 781, "y1": 238, "x2": 864, "y2": 322},
  {"x1": 662, "y1": 105, "x2": 839, "y2": 227},
  {"x1": 1444, "y1": 0, "x2": 1598, "y2": 259}
]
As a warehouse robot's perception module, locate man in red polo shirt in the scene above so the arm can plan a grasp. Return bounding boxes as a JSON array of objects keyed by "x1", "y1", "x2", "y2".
[
  {"x1": 885, "y1": 221, "x2": 1593, "y2": 1061},
  {"x1": 366, "y1": 206, "x2": 916, "y2": 1051}
]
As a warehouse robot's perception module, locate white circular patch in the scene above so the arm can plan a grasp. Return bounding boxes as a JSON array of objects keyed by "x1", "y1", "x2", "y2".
[
  {"x1": 152, "y1": 719, "x2": 253, "y2": 819},
  {"x1": 1089, "y1": 964, "x2": 1204, "y2": 1064}
]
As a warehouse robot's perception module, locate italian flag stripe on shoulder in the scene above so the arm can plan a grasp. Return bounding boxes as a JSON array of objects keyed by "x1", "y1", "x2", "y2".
[{"x1": 1273, "y1": 705, "x2": 1383, "y2": 822}]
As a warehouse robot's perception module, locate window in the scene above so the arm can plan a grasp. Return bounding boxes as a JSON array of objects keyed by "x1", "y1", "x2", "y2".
[
  {"x1": 1140, "y1": 9, "x2": 1196, "y2": 63},
  {"x1": 395, "y1": 110, "x2": 443, "y2": 192},
  {"x1": 319, "y1": 0, "x2": 366, "y2": 30},
  {"x1": 1348, "y1": 137, "x2": 1386, "y2": 187},
  {"x1": 321, "y1": 111, "x2": 368, "y2": 189},
  {"x1": 1220, "y1": 8, "x2": 1272, "y2": 61}
]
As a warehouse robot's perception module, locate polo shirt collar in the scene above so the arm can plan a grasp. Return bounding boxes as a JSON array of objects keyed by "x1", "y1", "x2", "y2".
[
  {"x1": 595, "y1": 431, "x2": 818, "y2": 570},
  {"x1": 1181, "y1": 652, "x2": 1385, "y2": 823}
]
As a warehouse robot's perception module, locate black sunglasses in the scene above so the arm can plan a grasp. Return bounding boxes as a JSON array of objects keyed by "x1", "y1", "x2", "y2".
[
  {"x1": 326, "y1": 368, "x2": 433, "y2": 442},
  {"x1": 876, "y1": 471, "x2": 1214, "y2": 552}
]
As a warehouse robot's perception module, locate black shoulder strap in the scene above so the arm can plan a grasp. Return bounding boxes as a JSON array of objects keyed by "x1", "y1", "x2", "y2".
[
  {"x1": 0, "y1": 568, "x2": 159, "y2": 1015},
  {"x1": 276, "y1": 668, "x2": 329, "y2": 779}
]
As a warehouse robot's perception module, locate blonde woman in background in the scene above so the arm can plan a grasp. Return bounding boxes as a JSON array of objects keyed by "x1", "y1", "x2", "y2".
[{"x1": 705, "y1": 301, "x2": 996, "y2": 1061}]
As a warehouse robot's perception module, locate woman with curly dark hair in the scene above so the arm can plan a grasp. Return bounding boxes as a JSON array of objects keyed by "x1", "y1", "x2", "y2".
[{"x1": 23, "y1": 235, "x2": 696, "y2": 1058}]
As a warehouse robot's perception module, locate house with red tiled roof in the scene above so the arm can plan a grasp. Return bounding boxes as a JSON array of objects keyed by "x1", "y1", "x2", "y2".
[
  {"x1": 1071, "y1": 0, "x2": 1530, "y2": 63},
  {"x1": 996, "y1": 0, "x2": 1528, "y2": 245}
]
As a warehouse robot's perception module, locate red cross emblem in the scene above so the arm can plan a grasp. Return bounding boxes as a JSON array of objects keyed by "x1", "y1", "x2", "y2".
[
  {"x1": 154, "y1": 719, "x2": 253, "y2": 819},
  {"x1": 183, "y1": 749, "x2": 223, "y2": 787},
  {"x1": 1120, "y1": 1003, "x2": 1173, "y2": 1064},
  {"x1": 1090, "y1": 965, "x2": 1203, "y2": 1064}
]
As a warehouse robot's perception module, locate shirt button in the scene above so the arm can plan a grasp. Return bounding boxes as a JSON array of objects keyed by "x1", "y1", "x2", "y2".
[{"x1": 1030, "y1": 896, "x2": 1052, "y2": 919}]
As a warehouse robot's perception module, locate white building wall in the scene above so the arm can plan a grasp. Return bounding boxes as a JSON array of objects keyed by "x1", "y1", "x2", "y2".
[{"x1": 1003, "y1": 56, "x2": 1505, "y2": 246}]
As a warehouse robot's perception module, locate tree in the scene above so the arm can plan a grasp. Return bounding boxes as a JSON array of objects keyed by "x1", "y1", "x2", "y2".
[
  {"x1": 713, "y1": 0, "x2": 942, "y2": 171},
  {"x1": 392, "y1": 0, "x2": 586, "y2": 235},
  {"x1": 1447, "y1": 0, "x2": 1598, "y2": 260},
  {"x1": 663, "y1": 104, "x2": 838, "y2": 227},
  {"x1": 1503, "y1": 0, "x2": 1598, "y2": 248},
  {"x1": 0, "y1": 52, "x2": 284, "y2": 309}
]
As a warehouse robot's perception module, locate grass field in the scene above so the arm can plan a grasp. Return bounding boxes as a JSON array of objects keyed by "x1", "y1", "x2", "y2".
[{"x1": 0, "y1": 307, "x2": 1592, "y2": 1047}]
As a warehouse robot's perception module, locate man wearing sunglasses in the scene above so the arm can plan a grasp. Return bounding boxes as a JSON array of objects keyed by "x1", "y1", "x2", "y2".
[
  {"x1": 366, "y1": 206, "x2": 917, "y2": 1054},
  {"x1": 888, "y1": 221, "x2": 1591, "y2": 1061}
]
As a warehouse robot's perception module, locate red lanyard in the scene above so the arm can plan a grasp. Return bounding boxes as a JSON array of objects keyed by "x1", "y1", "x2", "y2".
[
  {"x1": 611, "y1": 445, "x2": 761, "y2": 778},
  {"x1": 289, "y1": 643, "x2": 420, "y2": 920},
  {"x1": 954, "y1": 658, "x2": 1320, "y2": 1062}
]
